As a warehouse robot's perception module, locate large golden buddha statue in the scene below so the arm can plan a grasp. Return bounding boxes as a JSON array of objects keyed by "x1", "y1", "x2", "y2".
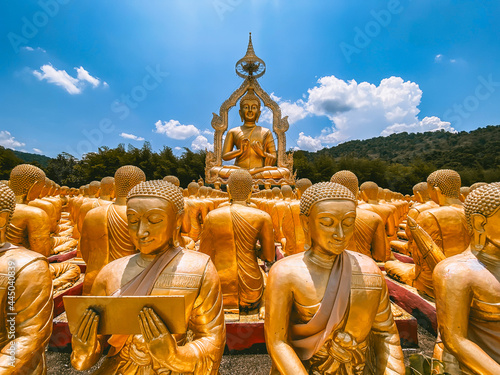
[
  {"x1": 199, "y1": 169, "x2": 274, "y2": 315},
  {"x1": 434, "y1": 183, "x2": 500, "y2": 374},
  {"x1": 70, "y1": 180, "x2": 225, "y2": 374},
  {"x1": 205, "y1": 34, "x2": 294, "y2": 185},
  {"x1": 0, "y1": 183, "x2": 53, "y2": 374},
  {"x1": 81, "y1": 165, "x2": 145, "y2": 295},
  {"x1": 265, "y1": 182, "x2": 405, "y2": 374},
  {"x1": 331, "y1": 171, "x2": 388, "y2": 261}
]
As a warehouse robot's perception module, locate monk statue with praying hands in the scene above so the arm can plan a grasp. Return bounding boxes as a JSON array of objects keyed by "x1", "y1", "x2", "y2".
[
  {"x1": 265, "y1": 182, "x2": 405, "y2": 375},
  {"x1": 70, "y1": 180, "x2": 225, "y2": 374}
]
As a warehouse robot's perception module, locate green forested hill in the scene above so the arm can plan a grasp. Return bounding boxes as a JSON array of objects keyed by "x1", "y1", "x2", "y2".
[{"x1": 1, "y1": 125, "x2": 499, "y2": 194}]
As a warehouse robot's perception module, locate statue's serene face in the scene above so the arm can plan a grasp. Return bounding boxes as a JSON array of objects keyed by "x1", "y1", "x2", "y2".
[
  {"x1": 127, "y1": 197, "x2": 177, "y2": 255},
  {"x1": 483, "y1": 208, "x2": 500, "y2": 249},
  {"x1": 307, "y1": 199, "x2": 356, "y2": 255},
  {"x1": 240, "y1": 99, "x2": 260, "y2": 123}
]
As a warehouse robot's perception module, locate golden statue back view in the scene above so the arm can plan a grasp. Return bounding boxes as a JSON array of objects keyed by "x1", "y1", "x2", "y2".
[
  {"x1": 199, "y1": 169, "x2": 275, "y2": 315},
  {"x1": 7, "y1": 164, "x2": 52, "y2": 257},
  {"x1": 81, "y1": 165, "x2": 146, "y2": 295}
]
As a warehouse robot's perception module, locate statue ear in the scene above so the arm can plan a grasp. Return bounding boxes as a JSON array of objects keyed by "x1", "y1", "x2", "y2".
[
  {"x1": 255, "y1": 108, "x2": 261, "y2": 123},
  {"x1": 0, "y1": 211, "x2": 9, "y2": 230},
  {"x1": 300, "y1": 214, "x2": 311, "y2": 250},
  {"x1": 239, "y1": 108, "x2": 244, "y2": 122},
  {"x1": 471, "y1": 213, "x2": 487, "y2": 250}
]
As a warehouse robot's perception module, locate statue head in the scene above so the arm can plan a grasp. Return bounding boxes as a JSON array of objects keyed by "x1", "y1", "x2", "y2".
[
  {"x1": 412, "y1": 182, "x2": 430, "y2": 203},
  {"x1": 163, "y1": 175, "x2": 180, "y2": 187},
  {"x1": 114, "y1": 165, "x2": 146, "y2": 199},
  {"x1": 360, "y1": 181, "x2": 379, "y2": 202},
  {"x1": 199, "y1": 186, "x2": 209, "y2": 198},
  {"x1": 88, "y1": 181, "x2": 101, "y2": 198},
  {"x1": 60, "y1": 186, "x2": 69, "y2": 196},
  {"x1": 470, "y1": 182, "x2": 487, "y2": 192},
  {"x1": 0, "y1": 180, "x2": 8, "y2": 187},
  {"x1": 9, "y1": 164, "x2": 46, "y2": 203},
  {"x1": 272, "y1": 187, "x2": 281, "y2": 199},
  {"x1": 227, "y1": 169, "x2": 253, "y2": 203},
  {"x1": 464, "y1": 183, "x2": 500, "y2": 252},
  {"x1": 0, "y1": 183, "x2": 16, "y2": 247},
  {"x1": 39, "y1": 178, "x2": 51, "y2": 198},
  {"x1": 239, "y1": 89, "x2": 261, "y2": 124},
  {"x1": 427, "y1": 169, "x2": 461, "y2": 203},
  {"x1": 127, "y1": 180, "x2": 184, "y2": 255},
  {"x1": 295, "y1": 178, "x2": 312, "y2": 199},
  {"x1": 281, "y1": 185, "x2": 293, "y2": 199},
  {"x1": 300, "y1": 182, "x2": 357, "y2": 255},
  {"x1": 331, "y1": 170, "x2": 359, "y2": 198},
  {"x1": 187, "y1": 181, "x2": 200, "y2": 197},
  {"x1": 460, "y1": 186, "x2": 471, "y2": 202},
  {"x1": 100, "y1": 177, "x2": 115, "y2": 199},
  {"x1": 383, "y1": 189, "x2": 392, "y2": 202}
]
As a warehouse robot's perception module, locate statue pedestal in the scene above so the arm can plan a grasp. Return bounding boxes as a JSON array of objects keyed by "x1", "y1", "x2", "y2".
[{"x1": 48, "y1": 248, "x2": 78, "y2": 263}]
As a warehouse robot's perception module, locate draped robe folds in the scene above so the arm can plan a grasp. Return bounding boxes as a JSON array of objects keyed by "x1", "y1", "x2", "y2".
[
  {"x1": 290, "y1": 251, "x2": 351, "y2": 361},
  {"x1": 199, "y1": 205, "x2": 266, "y2": 310},
  {"x1": 82, "y1": 204, "x2": 137, "y2": 295},
  {"x1": 281, "y1": 201, "x2": 306, "y2": 256},
  {"x1": 91, "y1": 248, "x2": 225, "y2": 375}
]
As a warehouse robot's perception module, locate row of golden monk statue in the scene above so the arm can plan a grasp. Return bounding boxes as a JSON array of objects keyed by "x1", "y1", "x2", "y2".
[{"x1": 0, "y1": 162, "x2": 498, "y2": 374}]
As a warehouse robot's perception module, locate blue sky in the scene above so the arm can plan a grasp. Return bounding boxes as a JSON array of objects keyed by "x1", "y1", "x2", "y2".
[{"x1": 1, "y1": 0, "x2": 499, "y2": 158}]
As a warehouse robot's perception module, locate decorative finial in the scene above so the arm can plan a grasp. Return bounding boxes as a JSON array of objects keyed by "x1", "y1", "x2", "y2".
[{"x1": 235, "y1": 33, "x2": 266, "y2": 79}]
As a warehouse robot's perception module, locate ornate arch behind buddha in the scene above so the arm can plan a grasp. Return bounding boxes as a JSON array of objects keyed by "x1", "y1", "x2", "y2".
[{"x1": 205, "y1": 34, "x2": 295, "y2": 185}]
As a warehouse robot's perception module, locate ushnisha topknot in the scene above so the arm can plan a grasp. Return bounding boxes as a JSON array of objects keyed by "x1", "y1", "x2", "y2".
[
  {"x1": 114, "y1": 165, "x2": 146, "y2": 198},
  {"x1": 127, "y1": 180, "x2": 184, "y2": 215},
  {"x1": 163, "y1": 175, "x2": 180, "y2": 187},
  {"x1": 227, "y1": 169, "x2": 253, "y2": 202},
  {"x1": 0, "y1": 183, "x2": 16, "y2": 225},
  {"x1": 427, "y1": 169, "x2": 461, "y2": 199},
  {"x1": 300, "y1": 182, "x2": 357, "y2": 216},
  {"x1": 331, "y1": 170, "x2": 359, "y2": 197},
  {"x1": 464, "y1": 183, "x2": 500, "y2": 233},
  {"x1": 9, "y1": 164, "x2": 46, "y2": 197}
]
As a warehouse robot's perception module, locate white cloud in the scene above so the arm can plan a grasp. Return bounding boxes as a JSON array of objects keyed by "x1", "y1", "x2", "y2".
[
  {"x1": 191, "y1": 135, "x2": 214, "y2": 151},
  {"x1": 202, "y1": 129, "x2": 214, "y2": 136},
  {"x1": 32, "y1": 64, "x2": 104, "y2": 94},
  {"x1": 154, "y1": 119, "x2": 200, "y2": 140},
  {"x1": 296, "y1": 132, "x2": 323, "y2": 152},
  {"x1": 270, "y1": 93, "x2": 308, "y2": 124},
  {"x1": 277, "y1": 75, "x2": 454, "y2": 151},
  {"x1": 0, "y1": 131, "x2": 25, "y2": 149},
  {"x1": 120, "y1": 132, "x2": 145, "y2": 141},
  {"x1": 76, "y1": 66, "x2": 100, "y2": 88},
  {"x1": 32, "y1": 148, "x2": 43, "y2": 154},
  {"x1": 174, "y1": 147, "x2": 182, "y2": 151},
  {"x1": 22, "y1": 46, "x2": 46, "y2": 53},
  {"x1": 435, "y1": 54, "x2": 443, "y2": 62}
]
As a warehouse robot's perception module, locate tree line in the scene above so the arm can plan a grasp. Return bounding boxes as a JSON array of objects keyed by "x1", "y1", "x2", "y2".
[{"x1": 1, "y1": 125, "x2": 499, "y2": 194}]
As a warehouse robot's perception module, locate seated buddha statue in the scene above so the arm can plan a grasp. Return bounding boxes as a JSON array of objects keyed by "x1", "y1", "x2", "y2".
[
  {"x1": 199, "y1": 169, "x2": 275, "y2": 315},
  {"x1": 385, "y1": 169, "x2": 470, "y2": 298},
  {"x1": 207, "y1": 89, "x2": 291, "y2": 182},
  {"x1": 81, "y1": 165, "x2": 146, "y2": 295},
  {"x1": 433, "y1": 183, "x2": 500, "y2": 374},
  {"x1": 0, "y1": 183, "x2": 54, "y2": 374},
  {"x1": 70, "y1": 180, "x2": 225, "y2": 374},
  {"x1": 331, "y1": 171, "x2": 388, "y2": 262},
  {"x1": 6, "y1": 164, "x2": 52, "y2": 257},
  {"x1": 265, "y1": 182, "x2": 405, "y2": 375}
]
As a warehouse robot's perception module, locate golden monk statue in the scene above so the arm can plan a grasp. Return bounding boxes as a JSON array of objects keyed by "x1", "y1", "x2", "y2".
[
  {"x1": 81, "y1": 166, "x2": 146, "y2": 295},
  {"x1": 208, "y1": 89, "x2": 291, "y2": 182},
  {"x1": 0, "y1": 183, "x2": 53, "y2": 374},
  {"x1": 331, "y1": 171, "x2": 388, "y2": 261},
  {"x1": 70, "y1": 180, "x2": 225, "y2": 374},
  {"x1": 6, "y1": 164, "x2": 52, "y2": 257},
  {"x1": 77, "y1": 180, "x2": 101, "y2": 232},
  {"x1": 163, "y1": 175, "x2": 180, "y2": 187},
  {"x1": 385, "y1": 169, "x2": 470, "y2": 297},
  {"x1": 391, "y1": 182, "x2": 438, "y2": 256},
  {"x1": 265, "y1": 182, "x2": 405, "y2": 374},
  {"x1": 183, "y1": 182, "x2": 206, "y2": 243},
  {"x1": 433, "y1": 183, "x2": 500, "y2": 374},
  {"x1": 199, "y1": 169, "x2": 274, "y2": 315}
]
